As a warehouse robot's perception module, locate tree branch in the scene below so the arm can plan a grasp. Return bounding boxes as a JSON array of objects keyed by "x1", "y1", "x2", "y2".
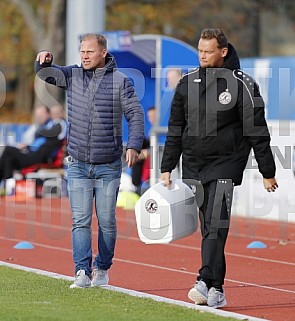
[
  {"x1": 11, "y1": 0, "x2": 46, "y2": 51},
  {"x1": 47, "y1": 0, "x2": 66, "y2": 62}
]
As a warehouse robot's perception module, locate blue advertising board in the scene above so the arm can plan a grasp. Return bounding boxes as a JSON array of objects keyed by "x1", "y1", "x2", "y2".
[{"x1": 241, "y1": 56, "x2": 295, "y2": 120}]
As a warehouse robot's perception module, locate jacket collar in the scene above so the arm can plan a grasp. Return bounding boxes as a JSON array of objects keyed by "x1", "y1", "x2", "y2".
[{"x1": 82, "y1": 53, "x2": 118, "y2": 76}]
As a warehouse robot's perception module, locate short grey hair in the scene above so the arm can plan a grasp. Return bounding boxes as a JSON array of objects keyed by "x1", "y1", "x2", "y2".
[{"x1": 80, "y1": 33, "x2": 107, "y2": 49}]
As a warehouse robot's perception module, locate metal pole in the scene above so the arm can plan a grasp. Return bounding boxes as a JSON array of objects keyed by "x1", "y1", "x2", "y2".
[
  {"x1": 150, "y1": 127, "x2": 168, "y2": 186},
  {"x1": 66, "y1": 0, "x2": 105, "y2": 65},
  {"x1": 150, "y1": 37, "x2": 162, "y2": 186}
]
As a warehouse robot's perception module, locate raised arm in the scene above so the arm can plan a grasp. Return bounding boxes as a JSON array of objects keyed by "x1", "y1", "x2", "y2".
[
  {"x1": 35, "y1": 50, "x2": 74, "y2": 89},
  {"x1": 36, "y1": 51, "x2": 53, "y2": 65}
]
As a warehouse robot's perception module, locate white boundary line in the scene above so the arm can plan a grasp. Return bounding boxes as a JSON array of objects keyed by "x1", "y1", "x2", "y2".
[
  {"x1": 1, "y1": 235, "x2": 295, "y2": 295},
  {"x1": 0, "y1": 261, "x2": 268, "y2": 321}
]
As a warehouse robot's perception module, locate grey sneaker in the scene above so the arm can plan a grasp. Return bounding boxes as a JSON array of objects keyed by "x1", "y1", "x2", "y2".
[
  {"x1": 70, "y1": 269, "x2": 91, "y2": 289},
  {"x1": 188, "y1": 280, "x2": 208, "y2": 305},
  {"x1": 207, "y1": 287, "x2": 227, "y2": 308},
  {"x1": 91, "y1": 269, "x2": 109, "y2": 287}
]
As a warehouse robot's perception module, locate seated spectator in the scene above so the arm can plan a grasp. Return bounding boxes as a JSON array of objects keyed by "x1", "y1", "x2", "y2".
[
  {"x1": 19, "y1": 104, "x2": 54, "y2": 148},
  {"x1": 21, "y1": 121, "x2": 37, "y2": 147},
  {"x1": 0, "y1": 105, "x2": 64, "y2": 184},
  {"x1": 50, "y1": 104, "x2": 67, "y2": 141},
  {"x1": 20, "y1": 104, "x2": 67, "y2": 147}
]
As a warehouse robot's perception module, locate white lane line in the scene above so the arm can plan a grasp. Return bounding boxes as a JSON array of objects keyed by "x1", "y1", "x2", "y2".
[
  {"x1": 114, "y1": 258, "x2": 295, "y2": 295},
  {"x1": 230, "y1": 232, "x2": 295, "y2": 245},
  {"x1": 1, "y1": 235, "x2": 295, "y2": 295},
  {"x1": 2, "y1": 203, "x2": 295, "y2": 244},
  {"x1": 166, "y1": 243, "x2": 295, "y2": 266},
  {"x1": 1, "y1": 217, "x2": 295, "y2": 267},
  {"x1": 0, "y1": 260, "x2": 269, "y2": 321},
  {"x1": 0, "y1": 236, "x2": 72, "y2": 253},
  {"x1": 1, "y1": 200, "x2": 293, "y2": 231},
  {"x1": 1, "y1": 217, "x2": 71, "y2": 232}
]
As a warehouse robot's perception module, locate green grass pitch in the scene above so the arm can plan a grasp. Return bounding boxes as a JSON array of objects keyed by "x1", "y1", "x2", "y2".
[{"x1": 0, "y1": 266, "x2": 237, "y2": 321}]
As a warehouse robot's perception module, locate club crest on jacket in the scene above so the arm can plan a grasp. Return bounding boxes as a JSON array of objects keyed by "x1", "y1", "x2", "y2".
[{"x1": 219, "y1": 89, "x2": 232, "y2": 105}]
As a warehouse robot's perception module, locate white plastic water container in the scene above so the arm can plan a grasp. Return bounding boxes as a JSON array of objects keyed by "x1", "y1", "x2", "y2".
[{"x1": 135, "y1": 179, "x2": 198, "y2": 244}]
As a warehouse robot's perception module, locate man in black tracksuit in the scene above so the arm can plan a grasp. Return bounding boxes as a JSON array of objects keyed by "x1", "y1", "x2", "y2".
[{"x1": 160, "y1": 29, "x2": 278, "y2": 308}]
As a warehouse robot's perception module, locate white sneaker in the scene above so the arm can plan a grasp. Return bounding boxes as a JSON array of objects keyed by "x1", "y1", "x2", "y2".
[
  {"x1": 207, "y1": 287, "x2": 227, "y2": 308},
  {"x1": 70, "y1": 269, "x2": 91, "y2": 289},
  {"x1": 91, "y1": 269, "x2": 109, "y2": 287},
  {"x1": 188, "y1": 280, "x2": 208, "y2": 305}
]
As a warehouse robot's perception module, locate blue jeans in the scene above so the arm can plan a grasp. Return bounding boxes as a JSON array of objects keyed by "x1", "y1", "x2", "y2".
[{"x1": 67, "y1": 157, "x2": 122, "y2": 277}]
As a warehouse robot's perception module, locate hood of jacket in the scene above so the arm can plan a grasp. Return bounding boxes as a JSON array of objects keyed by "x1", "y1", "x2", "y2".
[
  {"x1": 223, "y1": 43, "x2": 240, "y2": 70},
  {"x1": 199, "y1": 43, "x2": 240, "y2": 75},
  {"x1": 103, "y1": 52, "x2": 118, "y2": 71}
]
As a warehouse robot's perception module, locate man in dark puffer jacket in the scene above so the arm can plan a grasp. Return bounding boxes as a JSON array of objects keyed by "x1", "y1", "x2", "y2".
[
  {"x1": 160, "y1": 29, "x2": 278, "y2": 308},
  {"x1": 35, "y1": 33, "x2": 144, "y2": 288}
]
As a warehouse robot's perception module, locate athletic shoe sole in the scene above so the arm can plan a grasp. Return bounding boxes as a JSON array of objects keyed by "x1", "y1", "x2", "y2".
[
  {"x1": 70, "y1": 283, "x2": 91, "y2": 289},
  {"x1": 91, "y1": 283, "x2": 109, "y2": 287},
  {"x1": 188, "y1": 288, "x2": 208, "y2": 305},
  {"x1": 208, "y1": 298, "x2": 227, "y2": 309}
]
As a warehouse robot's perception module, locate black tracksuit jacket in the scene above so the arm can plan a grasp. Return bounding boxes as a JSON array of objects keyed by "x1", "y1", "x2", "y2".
[{"x1": 161, "y1": 44, "x2": 275, "y2": 186}]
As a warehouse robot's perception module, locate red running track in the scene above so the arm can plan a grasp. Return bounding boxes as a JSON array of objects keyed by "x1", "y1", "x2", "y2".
[{"x1": 0, "y1": 197, "x2": 294, "y2": 321}]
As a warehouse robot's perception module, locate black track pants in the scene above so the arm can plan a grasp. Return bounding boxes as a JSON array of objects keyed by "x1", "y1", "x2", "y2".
[{"x1": 196, "y1": 179, "x2": 234, "y2": 288}]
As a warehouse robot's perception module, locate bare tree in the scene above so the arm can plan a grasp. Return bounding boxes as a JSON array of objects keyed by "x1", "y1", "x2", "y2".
[{"x1": 11, "y1": 0, "x2": 66, "y2": 108}]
